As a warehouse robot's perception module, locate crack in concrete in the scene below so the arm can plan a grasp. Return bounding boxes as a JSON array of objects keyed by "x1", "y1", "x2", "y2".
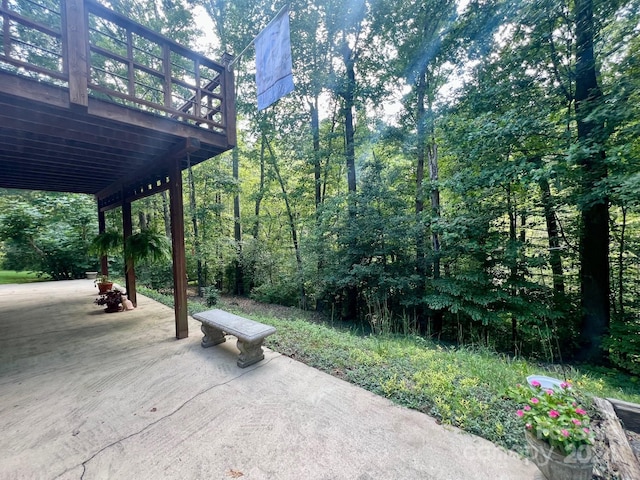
[{"x1": 52, "y1": 355, "x2": 280, "y2": 479}]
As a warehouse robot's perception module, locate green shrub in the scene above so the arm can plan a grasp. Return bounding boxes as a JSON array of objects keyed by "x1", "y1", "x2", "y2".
[
  {"x1": 606, "y1": 316, "x2": 640, "y2": 375},
  {"x1": 203, "y1": 286, "x2": 220, "y2": 307}
]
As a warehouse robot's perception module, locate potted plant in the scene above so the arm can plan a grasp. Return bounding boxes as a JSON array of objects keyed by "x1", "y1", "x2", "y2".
[
  {"x1": 509, "y1": 380, "x2": 595, "y2": 480},
  {"x1": 91, "y1": 229, "x2": 170, "y2": 264},
  {"x1": 89, "y1": 230, "x2": 121, "y2": 291},
  {"x1": 94, "y1": 274, "x2": 113, "y2": 294},
  {"x1": 94, "y1": 288, "x2": 123, "y2": 313},
  {"x1": 89, "y1": 228, "x2": 171, "y2": 286},
  {"x1": 90, "y1": 230, "x2": 122, "y2": 259}
]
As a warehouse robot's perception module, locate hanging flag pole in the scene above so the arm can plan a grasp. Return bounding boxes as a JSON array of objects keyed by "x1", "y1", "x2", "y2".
[{"x1": 227, "y1": 4, "x2": 289, "y2": 71}]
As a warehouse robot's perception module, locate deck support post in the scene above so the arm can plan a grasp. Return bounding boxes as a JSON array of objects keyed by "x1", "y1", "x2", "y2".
[
  {"x1": 169, "y1": 157, "x2": 188, "y2": 339},
  {"x1": 122, "y1": 198, "x2": 137, "y2": 307},
  {"x1": 98, "y1": 209, "x2": 108, "y2": 276}
]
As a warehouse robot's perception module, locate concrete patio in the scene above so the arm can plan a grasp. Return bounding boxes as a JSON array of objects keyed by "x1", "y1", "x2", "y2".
[{"x1": 0, "y1": 280, "x2": 537, "y2": 479}]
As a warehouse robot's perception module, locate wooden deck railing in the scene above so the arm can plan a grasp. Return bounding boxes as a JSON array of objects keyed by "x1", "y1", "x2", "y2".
[{"x1": 0, "y1": 0, "x2": 234, "y2": 135}]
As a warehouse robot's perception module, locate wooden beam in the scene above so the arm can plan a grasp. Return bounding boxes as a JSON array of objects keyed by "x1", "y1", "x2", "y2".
[
  {"x1": 608, "y1": 398, "x2": 640, "y2": 434},
  {"x1": 64, "y1": 0, "x2": 88, "y2": 107},
  {"x1": 122, "y1": 199, "x2": 137, "y2": 307},
  {"x1": 96, "y1": 137, "x2": 200, "y2": 208},
  {"x1": 169, "y1": 156, "x2": 189, "y2": 339},
  {"x1": 593, "y1": 397, "x2": 640, "y2": 479}
]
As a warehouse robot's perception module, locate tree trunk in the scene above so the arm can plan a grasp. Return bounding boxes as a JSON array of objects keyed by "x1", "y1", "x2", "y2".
[
  {"x1": 428, "y1": 141, "x2": 443, "y2": 334},
  {"x1": 341, "y1": 42, "x2": 358, "y2": 320},
  {"x1": 138, "y1": 211, "x2": 147, "y2": 230},
  {"x1": 187, "y1": 163, "x2": 202, "y2": 295},
  {"x1": 415, "y1": 71, "x2": 428, "y2": 332},
  {"x1": 232, "y1": 146, "x2": 244, "y2": 295},
  {"x1": 311, "y1": 99, "x2": 322, "y2": 210},
  {"x1": 507, "y1": 184, "x2": 518, "y2": 346},
  {"x1": 574, "y1": 0, "x2": 609, "y2": 363},
  {"x1": 252, "y1": 135, "x2": 266, "y2": 240},
  {"x1": 311, "y1": 97, "x2": 327, "y2": 312},
  {"x1": 266, "y1": 139, "x2": 307, "y2": 309},
  {"x1": 539, "y1": 176, "x2": 565, "y2": 296},
  {"x1": 343, "y1": 45, "x2": 357, "y2": 201},
  {"x1": 617, "y1": 206, "x2": 626, "y2": 316}
]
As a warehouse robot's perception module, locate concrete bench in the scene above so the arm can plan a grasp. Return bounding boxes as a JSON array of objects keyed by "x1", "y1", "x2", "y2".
[{"x1": 192, "y1": 309, "x2": 276, "y2": 368}]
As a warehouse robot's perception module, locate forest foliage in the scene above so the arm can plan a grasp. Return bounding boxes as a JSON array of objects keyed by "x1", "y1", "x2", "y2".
[{"x1": 1, "y1": 0, "x2": 639, "y2": 373}]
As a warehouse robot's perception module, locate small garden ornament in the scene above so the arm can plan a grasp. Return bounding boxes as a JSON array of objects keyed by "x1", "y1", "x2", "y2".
[{"x1": 121, "y1": 294, "x2": 135, "y2": 311}]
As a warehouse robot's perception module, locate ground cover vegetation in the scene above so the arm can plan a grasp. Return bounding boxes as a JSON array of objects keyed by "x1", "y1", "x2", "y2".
[
  {"x1": 0, "y1": 270, "x2": 49, "y2": 284},
  {"x1": 0, "y1": 0, "x2": 638, "y2": 374},
  {"x1": 138, "y1": 286, "x2": 640, "y2": 456}
]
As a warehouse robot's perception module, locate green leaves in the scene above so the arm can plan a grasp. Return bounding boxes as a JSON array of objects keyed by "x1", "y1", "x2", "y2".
[{"x1": 0, "y1": 191, "x2": 98, "y2": 279}]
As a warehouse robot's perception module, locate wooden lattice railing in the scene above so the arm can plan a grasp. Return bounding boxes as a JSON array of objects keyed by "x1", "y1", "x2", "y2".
[{"x1": 0, "y1": 0, "x2": 234, "y2": 135}]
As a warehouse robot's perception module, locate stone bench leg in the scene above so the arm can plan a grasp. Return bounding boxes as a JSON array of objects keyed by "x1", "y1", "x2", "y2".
[
  {"x1": 201, "y1": 324, "x2": 226, "y2": 348},
  {"x1": 236, "y1": 338, "x2": 265, "y2": 368}
]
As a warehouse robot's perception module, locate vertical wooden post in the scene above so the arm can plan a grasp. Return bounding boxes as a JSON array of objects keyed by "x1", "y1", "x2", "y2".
[
  {"x1": 163, "y1": 44, "x2": 172, "y2": 110},
  {"x1": 221, "y1": 53, "x2": 236, "y2": 147},
  {"x1": 169, "y1": 157, "x2": 189, "y2": 339},
  {"x1": 65, "y1": 0, "x2": 88, "y2": 107},
  {"x1": 98, "y1": 207, "x2": 108, "y2": 276},
  {"x1": 122, "y1": 199, "x2": 137, "y2": 306}
]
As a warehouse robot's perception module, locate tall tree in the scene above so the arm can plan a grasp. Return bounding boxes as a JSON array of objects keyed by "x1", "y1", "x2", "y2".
[
  {"x1": 574, "y1": 0, "x2": 609, "y2": 362},
  {"x1": 373, "y1": 0, "x2": 457, "y2": 331}
]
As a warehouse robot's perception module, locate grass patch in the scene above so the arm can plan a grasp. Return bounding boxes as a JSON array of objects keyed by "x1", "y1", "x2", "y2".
[
  {"x1": 138, "y1": 286, "x2": 640, "y2": 456},
  {"x1": 0, "y1": 270, "x2": 50, "y2": 284}
]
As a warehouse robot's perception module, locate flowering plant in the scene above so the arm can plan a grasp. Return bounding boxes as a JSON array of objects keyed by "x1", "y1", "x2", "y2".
[{"x1": 509, "y1": 380, "x2": 595, "y2": 456}]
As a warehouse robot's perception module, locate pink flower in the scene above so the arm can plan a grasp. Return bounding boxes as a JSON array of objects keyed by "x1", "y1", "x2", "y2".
[
  {"x1": 583, "y1": 428, "x2": 590, "y2": 434},
  {"x1": 530, "y1": 380, "x2": 541, "y2": 387},
  {"x1": 524, "y1": 405, "x2": 531, "y2": 411},
  {"x1": 545, "y1": 389, "x2": 554, "y2": 395},
  {"x1": 561, "y1": 429, "x2": 570, "y2": 437},
  {"x1": 572, "y1": 418, "x2": 582, "y2": 426},
  {"x1": 575, "y1": 408, "x2": 587, "y2": 415},
  {"x1": 549, "y1": 410, "x2": 560, "y2": 418},
  {"x1": 525, "y1": 423, "x2": 532, "y2": 430},
  {"x1": 517, "y1": 410, "x2": 524, "y2": 417},
  {"x1": 560, "y1": 382, "x2": 571, "y2": 389},
  {"x1": 531, "y1": 397, "x2": 539, "y2": 404}
]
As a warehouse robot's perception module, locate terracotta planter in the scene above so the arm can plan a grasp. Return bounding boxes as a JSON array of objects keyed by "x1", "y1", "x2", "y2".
[
  {"x1": 525, "y1": 431, "x2": 593, "y2": 480},
  {"x1": 97, "y1": 282, "x2": 113, "y2": 294}
]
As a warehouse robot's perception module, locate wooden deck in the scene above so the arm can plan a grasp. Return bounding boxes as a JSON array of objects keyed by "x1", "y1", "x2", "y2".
[
  {"x1": 0, "y1": 0, "x2": 236, "y2": 338},
  {"x1": 0, "y1": 0, "x2": 235, "y2": 207}
]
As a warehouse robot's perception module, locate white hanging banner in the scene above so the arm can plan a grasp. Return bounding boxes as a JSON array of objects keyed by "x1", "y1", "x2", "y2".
[{"x1": 255, "y1": 6, "x2": 294, "y2": 110}]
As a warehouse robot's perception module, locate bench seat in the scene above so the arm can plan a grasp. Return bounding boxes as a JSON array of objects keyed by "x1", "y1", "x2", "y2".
[{"x1": 192, "y1": 309, "x2": 276, "y2": 367}]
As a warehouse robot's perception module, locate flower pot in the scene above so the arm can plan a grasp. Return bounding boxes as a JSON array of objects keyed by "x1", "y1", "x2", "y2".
[
  {"x1": 97, "y1": 282, "x2": 113, "y2": 294},
  {"x1": 525, "y1": 431, "x2": 593, "y2": 480},
  {"x1": 85, "y1": 271, "x2": 98, "y2": 279}
]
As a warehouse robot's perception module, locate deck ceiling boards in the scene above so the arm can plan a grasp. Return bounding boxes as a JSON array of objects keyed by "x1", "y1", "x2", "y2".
[{"x1": 0, "y1": 77, "x2": 228, "y2": 196}]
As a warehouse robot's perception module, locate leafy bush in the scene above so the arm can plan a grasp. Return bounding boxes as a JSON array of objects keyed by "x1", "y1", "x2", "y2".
[
  {"x1": 606, "y1": 316, "x2": 640, "y2": 375},
  {"x1": 250, "y1": 277, "x2": 300, "y2": 307},
  {"x1": 203, "y1": 286, "x2": 220, "y2": 307},
  {"x1": 136, "y1": 262, "x2": 174, "y2": 290},
  {"x1": 0, "y1": 194, "x2": 97, "y2": 279}
]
